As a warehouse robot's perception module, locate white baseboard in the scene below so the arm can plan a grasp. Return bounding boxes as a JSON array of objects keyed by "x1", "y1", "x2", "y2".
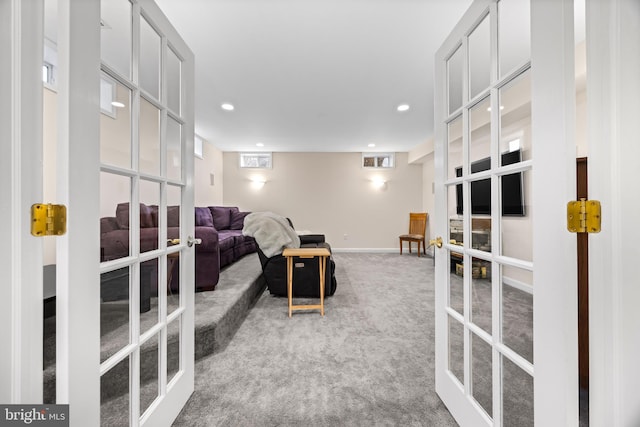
[
  {"x1": 332, "y1": 248, "x2": 398, "y2": 253},
  {"x1": 332, "y1": 248, "x2": 435, "y2": 258},
  {"x1": 502, "y1": 276, "x2": 533, "y2": 295}
]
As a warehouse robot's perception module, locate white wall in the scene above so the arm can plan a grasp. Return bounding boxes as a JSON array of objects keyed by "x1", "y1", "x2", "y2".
[
  {"x1": 222, "y1": 152, "x2": 423, "y2": 249},
  {"x1": 195, "y1": 141, "x2": 223, "y2": 206},
  {"x1": 422, "y1": 152, "x2": 435, "y2": 243}
]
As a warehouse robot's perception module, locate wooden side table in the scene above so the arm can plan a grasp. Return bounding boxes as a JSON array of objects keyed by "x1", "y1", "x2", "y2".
[{"x1": 282, "y1": 247, "x2": 331, "y2": 317}]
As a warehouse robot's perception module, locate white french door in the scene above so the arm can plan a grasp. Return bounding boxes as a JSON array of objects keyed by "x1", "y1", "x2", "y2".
[
  {"x1": 96, "y1": 0, "x2": 195, "y2": 425},
  {"x1": 1, "y1": 0, "x2": 195, "y2": 425},
  {"x1": 433, "y1": 0, "x2": 578, "y2": 426}
]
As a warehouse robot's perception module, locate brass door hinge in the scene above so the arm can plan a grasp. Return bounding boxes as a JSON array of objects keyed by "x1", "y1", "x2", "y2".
[
  {"x1": 31, "y1": 204, "x2": 67, "y2": 236},
  {"x1": 567, "y1": 199, "x2": 601, "y2": 233}
]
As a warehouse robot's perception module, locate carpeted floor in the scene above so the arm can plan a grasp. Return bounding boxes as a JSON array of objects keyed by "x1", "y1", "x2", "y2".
[{"x1": 172, "y1": 253, "x2": 458, "y2": 426}]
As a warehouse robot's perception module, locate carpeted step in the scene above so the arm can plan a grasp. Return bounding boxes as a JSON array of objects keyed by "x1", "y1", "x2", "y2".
[{"x1": 43, "y1": 253, "x2": 265, "y2": 404}]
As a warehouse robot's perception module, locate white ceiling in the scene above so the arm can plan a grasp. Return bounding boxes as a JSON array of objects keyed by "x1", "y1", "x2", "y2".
[{"x1": 154, "y1": 0, "x2": 473, "y2": 153}]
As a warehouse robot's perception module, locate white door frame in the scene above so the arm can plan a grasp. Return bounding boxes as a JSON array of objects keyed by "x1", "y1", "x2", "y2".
[
  {"x1": 0, "y1": 0, "x2": 45, "y2": 405},
  {"x1": 587, "y1": 0, "x2": 640, "y2": 425},
  {"x1": 55, "y1": 0, "x2": 101, "y2": 423},
  {"x1": 529, "y1": 0, "x2": 578, "y2": 424},
  {"x1": 434, "y1": 0, "x2": 579, "y2": 425}
]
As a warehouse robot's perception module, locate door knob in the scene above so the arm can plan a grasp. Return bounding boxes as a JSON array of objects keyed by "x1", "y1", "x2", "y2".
[
  {"x1": 187, "y1": 235, "x2": 202, "y2": 247},
  {"x1": 429, "y1": 237, "x2": 443, "y2": 248}
]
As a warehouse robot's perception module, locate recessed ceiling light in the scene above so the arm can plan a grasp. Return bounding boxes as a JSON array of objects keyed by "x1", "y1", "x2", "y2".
[
  {"x1": 397, "y1": 104, "x2": 410, "y2": 112},
  {"x1": 487, "y1": 106, "x2": 505, "y2": 111},
  {"x1": 221, "y1": 103, "x2": 234, "y2": 111},
  {"x1": 256, "y1": 142, "x2": 264, "y2": 147},
  {"x1": 111, "y1": 101, "x2": 125, "y2": 108},
  {"x1": 368, "y1": 143, "x2": 376, "y2": 148}
]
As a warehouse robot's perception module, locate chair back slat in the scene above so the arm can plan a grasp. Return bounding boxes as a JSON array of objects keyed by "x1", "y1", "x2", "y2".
[{"x1": 408, "y1": 213, "x2": 427, "y2": 235}]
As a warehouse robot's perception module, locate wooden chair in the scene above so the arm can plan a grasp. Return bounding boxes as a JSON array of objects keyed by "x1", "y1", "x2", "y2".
[{"x1": 399, "y1": 213, "x2": 428, "y2": 257}]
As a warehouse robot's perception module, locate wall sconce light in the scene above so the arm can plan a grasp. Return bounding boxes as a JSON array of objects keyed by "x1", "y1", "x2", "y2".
[
  {"x1": 371, "y1": 177, "x2": 387, "y2": 189},
  {"x1": 250, "y1": 177, "x2": 266, "y2": 189}
]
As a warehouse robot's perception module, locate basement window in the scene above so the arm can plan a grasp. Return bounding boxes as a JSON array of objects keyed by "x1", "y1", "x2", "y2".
[
  {"x1": 240, "y1": 152, "x2": 272, "y2": 169},
  {"x1": 362, "y1": 153, "x2": 395, "y2": 168},
  {"x1": 42, "y1": 63, "x2": 53, "y2": 84}
]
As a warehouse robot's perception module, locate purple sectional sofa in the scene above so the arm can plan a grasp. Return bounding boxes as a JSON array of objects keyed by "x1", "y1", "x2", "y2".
[
  {"x1": 206, "y1": 206, "x2": 256, "y2": 269},
  {"x1": 100, "y1": 204, "x2": 255, "y2": 298}
]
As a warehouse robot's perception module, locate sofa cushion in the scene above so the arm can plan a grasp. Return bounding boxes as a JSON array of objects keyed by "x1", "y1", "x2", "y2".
[
  {"x1": 230, "y1": 211, "x2": 250, "y2": 230},
  {"x1": 217, "y1": 230, "x2": 236, "y2": 251},
  {"x1": 100, "y1": 229, "x2": 130, "y2": 261},
  {"x1": 140, "y1": 228, "x2": 159, "y2": 252},
  {"x1": 115, "y1": 203, "x2": 130, "y2": 229},
  {"x1": 140, "y1": 204, "x2": 155, "y2": 228},
  {"x1": 209, "y1": 206, "x2": 239, "y2": 230},
  {"x1": 116, "y1": 202, "x2": 156, "y2": 229},
  {"x1": 195, "y1": 207, "x2": 214, "y2": 227},
  {"x1": 100, "y1": 217, "x2": 120, "y2": 234},
  {"x1": 167, "y1": 206, "x2": 180, "y2": 227}
]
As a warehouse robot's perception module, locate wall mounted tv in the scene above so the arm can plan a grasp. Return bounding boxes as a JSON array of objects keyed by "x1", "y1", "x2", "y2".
[{"x1": 455, "y1": 149, "x2": 525, "y2": 216}]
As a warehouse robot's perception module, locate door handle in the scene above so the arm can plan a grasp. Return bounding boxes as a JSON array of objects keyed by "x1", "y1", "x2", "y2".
[
  {"x1": 187, "y1": 235, "x2": 202, "y2": 247},
  {"x1": 429, "y1": 237, "x2": 443, "y2": 248}
]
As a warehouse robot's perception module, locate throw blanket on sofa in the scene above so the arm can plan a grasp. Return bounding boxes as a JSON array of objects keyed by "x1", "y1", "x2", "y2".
[{"x1": 242, "y1": 212, "x2": 301, "y2": 257}]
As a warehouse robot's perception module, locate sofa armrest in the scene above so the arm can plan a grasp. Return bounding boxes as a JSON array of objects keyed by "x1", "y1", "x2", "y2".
[
  {"x1": 299, "y1": 234, "x2": 325, "y2": 245},
  {"x1": 101, "y1": 217, "x2": 120, "y2": 234},
  {"x1": 194, "y1": 226, "x2": 219, "y2": 253}
]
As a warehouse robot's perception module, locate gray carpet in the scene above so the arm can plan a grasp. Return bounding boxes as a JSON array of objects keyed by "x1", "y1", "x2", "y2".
[
  {"x1": 172, "y1": 253, "x2": 458, "y2": 427},
  {"x1": 43, "y1": 252, "x2": 587, "y2": 426}
]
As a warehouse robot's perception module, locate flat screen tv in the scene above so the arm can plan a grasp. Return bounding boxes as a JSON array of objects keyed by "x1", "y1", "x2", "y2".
[{"x1": 455, "y1": 149, "x2": 525, "y2": 216}]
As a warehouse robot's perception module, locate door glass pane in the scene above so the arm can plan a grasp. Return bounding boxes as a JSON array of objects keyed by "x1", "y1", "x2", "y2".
[
  {"x1": 140, "y1": 334, "x2": 159, "y2": 417},
  {"x1": 501, "y1": 265, "x2": 533, "y2": 363},
  {"x1": 140, "y1": 16, "x2": 161, "y2": 100},
  {"x1": 449, "y1": 214, "x2": 463, "y2": 247},
  {"x1": 470, "y1": 176, "x2": 491, "y2": 231},
  {"x1": 167, "y1": 185, "x2": 181, "y2": 312},
  {"x1": 472, "y1": 218, "x2": 491, "y2": 252},
  {"x1": 448, "y1": 116, "x2": 463, "y2": 180},
  {"x1": 140, "y1": 97, "x2": 160, "y2": 176},
  {"x1": 469, "y1": 14, "x2": 491, "y2": 99},
  {"x1": 500, "y1": 169, "x2": 531, "y2": 259},
  {"x1": 167, "y1": 184, "x2": 181, "y2": 242},
  {"x1": 140, "y1": 179, "x2": 160, "y2": 253},
  {"x1": 448, "y1": 46, "x2": 463, "y2": 114},
  {"x1": 449, "y1": 251, "x2": 464, "y2": 315},
  {"x1": 101, "y1": 356, "x2": 130, "y2": 426},
  {"x1": 498, "y1": 0, "x2": 531, "y2": 77},
  {"x1": 140, "y1": 258, "x2": 158, "y2": 334},
  {"x1": 500, "y1": 71, "x2": 531, "y2": 164},
  {"x1": 100, "y1": 76, "x2": 131, "y2": 169},
  {"x1": 167, "y1": 47, "x2": 181, "y2": 114},
  {"x1": 469, "y1": 96, "x2": 491, "y2": 172},
  {"x1": 448, "y1": 315, "x2": 464, "y2": 385},
  {"x1": 167, "y1": 318, "x2": 181, "y2": 384},
  {"x1": 101, "y1": 0, "x2": 131, "y2": 79},
  {"x1": 167, "y1": 253, "x2": 181, "y2": 315},
  {"x1": 502, "y1": 355, "x2": 534, "y2": 427},
  {"x1": 100, "y1": 267, "x2": 130, "y2": 363},
  {"x1": 471, "y1": 256, "x2": 491, "y2": 334},
  {"x1": 100, "y1": 173, "x2": 131, "y2": 262},
  {"x1": 471, "y1": 333, "x2": 493, "y2": 417},
  {"x1": 166, "y1": 117, "x2": 182, "y2": 181}
]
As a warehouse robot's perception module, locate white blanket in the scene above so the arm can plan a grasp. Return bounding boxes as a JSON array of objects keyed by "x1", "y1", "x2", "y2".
[{"x1": 242, "y1": 212, "x2": 301, "y2": 257}]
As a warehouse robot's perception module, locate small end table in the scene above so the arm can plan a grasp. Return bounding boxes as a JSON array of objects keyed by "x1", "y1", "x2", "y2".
[{"x1": 282, "y1": 247, "x2": 331, "y2": 317}]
